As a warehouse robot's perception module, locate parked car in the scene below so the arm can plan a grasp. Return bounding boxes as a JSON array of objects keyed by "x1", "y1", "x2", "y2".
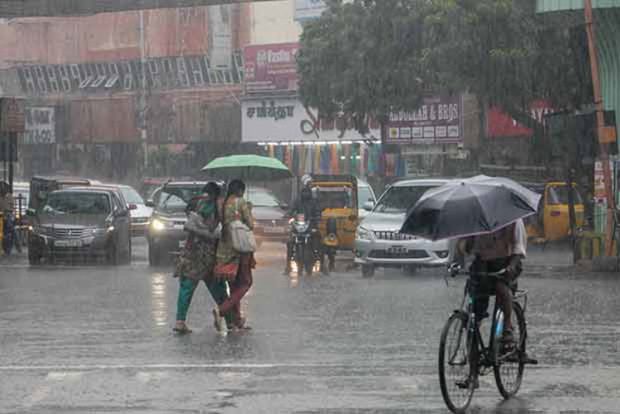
[
  {"x1": 355, "y1": 178, "x2": 454, "y2": 277},
  {"x1": 102, "y1": 184, "x2": 153, "y2": 236},
  {"x1": 27, "y1": 186, "x2": 133, "y2": 265},
  {"x1": 357, "y1": 178, "x2": 377, "y2": 221},
  {"x1": 247, "y1": 187, "x2": 289, "y2": 245},
  {"x1": 146, "y1": 181, "x2": 205, "y2": 266}
]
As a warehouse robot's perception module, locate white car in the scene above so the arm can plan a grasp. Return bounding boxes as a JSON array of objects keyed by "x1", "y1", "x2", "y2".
[
  {"x1": 357, "y1": 178, "x2": 377, "y2": 221},
  {"x1": 355, "y1": 178, "x2": 454, "y2": 277}
]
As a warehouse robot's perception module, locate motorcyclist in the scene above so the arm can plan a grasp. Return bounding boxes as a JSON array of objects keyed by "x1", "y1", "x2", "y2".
[{"x1": 284, "y1": 175, "x2": 321, "y2": 275}]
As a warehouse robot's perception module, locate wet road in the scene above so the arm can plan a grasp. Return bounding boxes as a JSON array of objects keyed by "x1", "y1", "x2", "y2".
[{"x1": 1, "y1": 240, "x2": 620, "y2": 413}]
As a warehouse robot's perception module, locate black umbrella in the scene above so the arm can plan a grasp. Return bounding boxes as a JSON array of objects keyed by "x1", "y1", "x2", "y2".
[{"x1": 400, "y1": 178, "x2": 540, "y2": 241}]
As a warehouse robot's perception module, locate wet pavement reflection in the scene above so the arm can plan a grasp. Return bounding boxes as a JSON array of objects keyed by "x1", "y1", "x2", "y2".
[{"x1": 0, "y1": 240, "x2": 619, "y2": 413}]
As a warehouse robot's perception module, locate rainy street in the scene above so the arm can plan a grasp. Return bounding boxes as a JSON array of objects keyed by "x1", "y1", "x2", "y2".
[{"x1": 1, "y1": 240, "x2": 620, "y2": 414}]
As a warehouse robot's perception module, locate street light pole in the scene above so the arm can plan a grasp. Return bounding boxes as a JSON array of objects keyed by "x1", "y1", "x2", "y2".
[{"x1": 584, "y1": 0, "x2": 617, "y2": 256}]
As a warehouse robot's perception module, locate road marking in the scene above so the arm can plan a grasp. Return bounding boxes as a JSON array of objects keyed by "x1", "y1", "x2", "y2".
[
  {"x1": 0, "y1": 362, "x2": 408, "y2": 371},
  {"x1": 22, "y1": 371, "x2": 82, "y2": 409}
]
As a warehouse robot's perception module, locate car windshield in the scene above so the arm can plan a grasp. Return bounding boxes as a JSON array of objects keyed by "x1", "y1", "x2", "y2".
[
  {"x1": 248, "y1": 190, "x2": 280, "y2": 207},
  {"x1": 120, "y1": 186, "x2": 144, "y2": 205},
  {"x1": 548, "y1": 185, "x2": 583, "y2": 205},
  {"x1": 155, "y1": 186, "x2": 203, "y2": 213},
  {"x1": 374, "y1": 185, "x2": 437, "y2": 214},
  {"x1": 318, "y1": 186, "x2": 354, "y2": 209},
  {"x1": 358, "y1": 186, "x2": 374, "y2": 209},
  {"x1": 41, "y1": 192, "x2": 111, "y2": 215}
]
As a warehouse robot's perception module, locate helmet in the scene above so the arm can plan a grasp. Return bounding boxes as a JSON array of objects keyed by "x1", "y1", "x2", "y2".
[{"x1": 301, "y1": 174, "x2": 312, "y2": 188}]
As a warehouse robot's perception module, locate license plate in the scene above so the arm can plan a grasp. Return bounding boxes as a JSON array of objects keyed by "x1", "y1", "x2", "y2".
[
  {"x1": 388, "y1": 246, "x2": 406, "y2": 254},
  {"x1": 179, "y1": 240, "x2": 187, "y2": 249},
  {"x1": 263, "y1": 226, "x2": 286, "y2": 234},
  {"x1": 55, "y1": 239, "x2": 83, "y2": 248}
]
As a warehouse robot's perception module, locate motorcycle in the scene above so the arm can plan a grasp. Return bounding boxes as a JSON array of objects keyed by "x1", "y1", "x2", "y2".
[{"x1": 288, "y1": 213, "x2": 321, "y2": 276}]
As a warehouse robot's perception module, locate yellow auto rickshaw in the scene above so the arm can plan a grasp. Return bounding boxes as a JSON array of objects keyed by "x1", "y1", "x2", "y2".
[
  {"x1": 310, "y1": 175, "x2": 358, "y2": 272},
  {"x1": 523, "y1": 181, "x2": 585, "y2": 242}
]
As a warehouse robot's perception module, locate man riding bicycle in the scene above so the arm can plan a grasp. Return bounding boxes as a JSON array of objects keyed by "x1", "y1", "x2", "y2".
[{"x1": 457, "y1": 218, "x2": 527, "y2": 350}]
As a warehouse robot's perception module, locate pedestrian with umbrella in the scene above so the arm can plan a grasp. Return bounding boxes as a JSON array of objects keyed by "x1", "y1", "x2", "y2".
[
  {"x1": 401, "y1": 176, "x2": 540, "y2": 351},
  {"x1": 202, "y1": 155, "x2": 292, "y2": 332}
]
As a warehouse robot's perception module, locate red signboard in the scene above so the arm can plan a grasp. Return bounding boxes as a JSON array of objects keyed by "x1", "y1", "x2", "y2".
[
  {"x1": 244, "y1": 43, "x2": 299, "y2": 94},
  {"x1": 386, "y1": 96, "x2": 463, "y2": 144},
  {"x1": 487, "y1": 100, "x2": 553, "y2": 138}
]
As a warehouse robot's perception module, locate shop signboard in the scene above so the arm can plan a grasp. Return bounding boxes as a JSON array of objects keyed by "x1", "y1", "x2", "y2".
[
  {"x1": 244, "y1": 43, "x2": 299, "y2": 94},
  {"x1": 487, "y1": 100, "x2": 553, "y2": 138},
  {"x1": 294, "y1": 0, "x2": 327, "y2": 22},
  {"x1": 242, "y1": 97, "x2": 379, "y2": 142},
  {"x1": 386, "y1": 96, "x2": 462, "y2": 144},
  {"x1": 24, "y1": 107, "x2": 56, "y2": 145},
  {"x1": 0, "y1": 98, "x2": 25, "y2": 133}
]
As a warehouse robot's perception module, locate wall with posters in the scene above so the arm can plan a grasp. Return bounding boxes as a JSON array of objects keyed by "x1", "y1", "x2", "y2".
[
  {"x1": 24, "y1": 107, "x2": 56, "y2": 145},
  {"x1": 242, "y1": 97, "x2": 379, "y2": 143}
]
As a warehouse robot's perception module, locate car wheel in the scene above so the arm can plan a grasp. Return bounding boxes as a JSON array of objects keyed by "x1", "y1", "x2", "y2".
[
  {"x1": 28, "y1": 247, "x2": 41, "y2": 265},
  {"x1": 122, "y1": 236, "x2": 132, "y2": 265},
  {"x1": 148, "y1": 242, "x2": 160, "y2": 266},
  {"x1": 107, "y1": 242, "x2": 120, "y2": 265},
  {"x1": 361, "y1": 264, "x2": 375, "y2": 278}
]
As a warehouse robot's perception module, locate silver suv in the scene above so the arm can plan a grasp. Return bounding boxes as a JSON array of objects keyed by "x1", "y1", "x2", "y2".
[{"x1": 354, "y1": 178, "x2": 454, "y2": 277}]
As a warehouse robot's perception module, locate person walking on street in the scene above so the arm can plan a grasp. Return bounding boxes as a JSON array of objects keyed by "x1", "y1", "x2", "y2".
[
  {"x1": 213, "y1": 179, "x2": 255, "y2": 332},
  {"x1": 173, "y1": 182, "x2": 229, "y2": 334}
]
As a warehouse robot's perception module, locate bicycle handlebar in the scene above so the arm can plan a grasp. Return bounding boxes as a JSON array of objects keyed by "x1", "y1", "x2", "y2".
[{"x1": 448, "y1": 263, "x2": 507, "y2": 278}]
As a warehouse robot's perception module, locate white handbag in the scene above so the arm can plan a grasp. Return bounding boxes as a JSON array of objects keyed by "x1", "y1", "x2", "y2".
[{"x1": 229, "y1": 198, "x2": 257, "y2": 253}]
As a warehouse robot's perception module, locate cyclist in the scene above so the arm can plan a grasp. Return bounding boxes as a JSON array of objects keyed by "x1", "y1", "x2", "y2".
[{"x1": 457, "y1": 219, "x2": 526, "y2": 350}]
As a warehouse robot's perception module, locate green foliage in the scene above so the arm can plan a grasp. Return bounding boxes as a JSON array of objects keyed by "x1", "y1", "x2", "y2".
[
  {"x1": 298, "y1": 0, "x2": 591, "y2": 136},
  {"x1": 297, "y1": 0, "x2": 429, "y2": 132},
  {"x1": 424, "y1": 0, "x2": 591, "y2": 124}
]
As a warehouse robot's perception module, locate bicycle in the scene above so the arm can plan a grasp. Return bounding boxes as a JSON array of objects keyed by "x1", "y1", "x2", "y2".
[{"x1": 438, "y1": 264, "x2": 537, "y2": 413}]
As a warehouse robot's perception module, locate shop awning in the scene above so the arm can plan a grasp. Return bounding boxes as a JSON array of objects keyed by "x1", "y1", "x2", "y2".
[{"x1": 0, "y1": 0, "x2": 271, "y2": 18}]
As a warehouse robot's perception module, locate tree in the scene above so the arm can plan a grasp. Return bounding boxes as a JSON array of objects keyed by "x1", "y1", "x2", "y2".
[
  {"x1": 423, "y1": 0, "x2": 592, "y2": 149},
  {"x1": 297, "y1": 0, "x2": 430, "y2": 137}
]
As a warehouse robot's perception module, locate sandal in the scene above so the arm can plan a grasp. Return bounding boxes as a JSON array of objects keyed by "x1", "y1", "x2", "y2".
[{"x1": 173, "y1": 324, "x2": 192, "y2": 335}]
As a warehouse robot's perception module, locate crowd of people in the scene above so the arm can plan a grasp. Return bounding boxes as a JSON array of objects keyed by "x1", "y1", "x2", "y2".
[{"x1": 173, "y1": 179, "x2": 255, "y2": 335}]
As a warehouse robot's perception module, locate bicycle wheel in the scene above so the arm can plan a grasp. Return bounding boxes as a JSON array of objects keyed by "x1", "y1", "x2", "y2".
[
  {"x1": 439, "y1": 312, "x2": 475, "y2": 414},
  {"x1": 493, "y1": 302, "x2": 526, "y2": 399}
]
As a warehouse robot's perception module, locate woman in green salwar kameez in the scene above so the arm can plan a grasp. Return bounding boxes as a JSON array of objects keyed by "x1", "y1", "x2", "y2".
[{"x1": 173, "y1": 182, "x2": 229, "y2": 334}]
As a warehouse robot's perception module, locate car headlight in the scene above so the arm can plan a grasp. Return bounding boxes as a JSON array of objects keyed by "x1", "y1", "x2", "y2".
[
  {"x1": 92, "y1": 226, "x2": 115, "y2": 235},
  {"x1": 150, "y1": 218, "x2": 166, "y2": 232},
  {"x1": 356, "y1": 226, "x2": 372, "y2": 241}
]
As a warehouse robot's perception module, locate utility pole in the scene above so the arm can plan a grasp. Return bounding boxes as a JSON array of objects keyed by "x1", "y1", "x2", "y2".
[
  {"x1": 139, "y1": 10, "x2": 149, "y2": 171},
  {"x1": 584, "y1": 0, "x2": 617, "y2": 256}
]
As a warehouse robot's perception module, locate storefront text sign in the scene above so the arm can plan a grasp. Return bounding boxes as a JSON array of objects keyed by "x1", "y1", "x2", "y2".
[{"x1": 386, "y1": 96, "x2": 462, "y2": 144}]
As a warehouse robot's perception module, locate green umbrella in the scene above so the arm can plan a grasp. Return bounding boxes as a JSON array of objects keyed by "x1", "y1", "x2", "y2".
[{"x1": 201, "y1": 154, "x2": 292, "y2": 181}]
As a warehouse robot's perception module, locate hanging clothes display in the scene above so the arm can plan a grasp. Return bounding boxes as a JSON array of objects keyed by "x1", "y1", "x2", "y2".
[
  {"x1": 292, "y1": 145, "x2": 300, "y2": 176},
  {"x1": 304, "y1": 146, "x2": 313, "y2": 174},
  {"x1": 320, "y1": 145, "x2": 330, "y2": 174},
  {"x1": 314, "y1": 145, "x2": 321, "y2": 173},
  {"x1": 330, "y1": 144, "x2": 339, "y2": 174}
]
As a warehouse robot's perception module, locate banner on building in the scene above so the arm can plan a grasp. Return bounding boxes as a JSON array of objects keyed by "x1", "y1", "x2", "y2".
[
  {"x1": 295, "y1": 0, "x2": 327, "y2": 21},
  {"x1": 242, "y1": 97, "x2": 379, "y2": 143},
  {"x1": 386, "y1": 96, "x2": 463, "y2": 144},
  {"x1": 244, "y1": 43, "x2": 299, "y2": 94},
  {"x1": 487, "y1": 100, "x2": 553, "y2": 138},
  {"x1": 24, "y1": 107, "x2": 56, "y2": 145}
]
